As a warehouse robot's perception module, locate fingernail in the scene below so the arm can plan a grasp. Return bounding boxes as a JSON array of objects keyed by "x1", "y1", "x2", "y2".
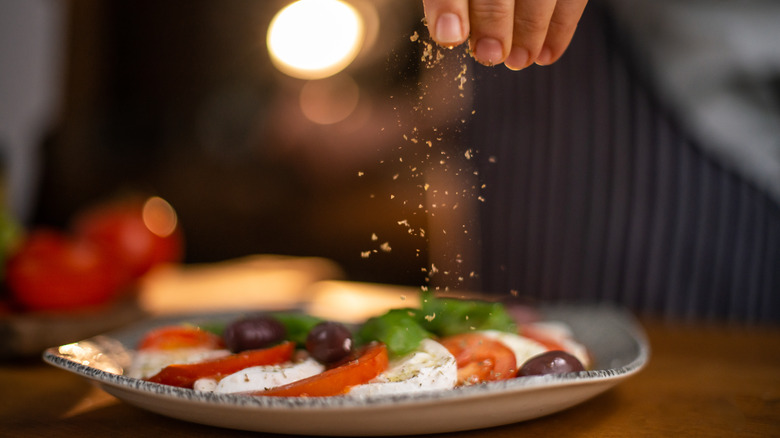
[
  {"x1": 505, "y1": 47, "x2": 530, "y2": 70},
  {"x1": 474, "y1": 38, "x2": 503, "y2": 66},
  {"x1": 535, "y1": 47, "x2": 552, "y2": 65},
  {"x1": 435, "y1": 13, "x2": 463, "y2": 46}
]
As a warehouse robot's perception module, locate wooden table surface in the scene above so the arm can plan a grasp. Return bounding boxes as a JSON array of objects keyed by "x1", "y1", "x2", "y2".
[
  {"x1": 2, "y1": 318, "x2": 778, "y2": 437},
  {"x1": 1, "y1": 266, "x2": 778, "y2": 437}
]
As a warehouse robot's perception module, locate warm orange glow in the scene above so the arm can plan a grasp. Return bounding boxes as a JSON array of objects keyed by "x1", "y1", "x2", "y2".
[
  {"x1": 299, "y1": 74, "x2": 360, "y2": 124},
  {"x1": 267, "y1": 0, "x2": 364, "y2": 79},
  {"x1": 142, "y1": 197, "x2": 178, "y2": 238}
]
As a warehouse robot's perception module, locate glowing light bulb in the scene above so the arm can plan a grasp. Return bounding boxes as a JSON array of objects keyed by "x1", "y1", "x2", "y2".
[{"x1": 267, "y1": 0, "x2": 364, "y2": 80}]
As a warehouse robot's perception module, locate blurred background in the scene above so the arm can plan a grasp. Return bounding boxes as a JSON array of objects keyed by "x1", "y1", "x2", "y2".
[
  {"x1": 1, "y1": 0, "x2": 481, "y2": 289},
  {"x1": 1, "y1": 0, "x2": 778, "y2": 323}
]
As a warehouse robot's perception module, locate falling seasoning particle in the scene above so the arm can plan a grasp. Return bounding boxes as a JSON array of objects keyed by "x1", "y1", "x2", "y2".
[
  {"x1": 371, "y1": 233, "x2": 378, "y2": 241},
  {"x1": 361, "y1": 251, "x2": 371, "y2": 259},
  {"x1": 380, "y1": 242, "x2": 392, "y2": 252}
]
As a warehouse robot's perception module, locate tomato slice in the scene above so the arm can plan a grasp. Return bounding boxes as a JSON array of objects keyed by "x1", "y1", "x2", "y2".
[
  {"x1": 146, "y1": 341, "x2": 294, "y2": 388},
  {"x1": 440, "y1": 333, "x2": 517, "y2": 385},
  {"x1": 137, "y1": 325, "x2": 225, "y2": 351},
  {"x1": 518, "y1": 324, "x2": 568, "y2": 352},
  {"x1": 254, "y1": 343, "x2": 388, "y2": 397}
]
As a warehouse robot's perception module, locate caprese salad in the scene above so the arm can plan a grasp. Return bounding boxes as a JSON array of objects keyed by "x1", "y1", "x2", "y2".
[{"x1": 128, "y1": 292, "x2": 590, "y2": 397}]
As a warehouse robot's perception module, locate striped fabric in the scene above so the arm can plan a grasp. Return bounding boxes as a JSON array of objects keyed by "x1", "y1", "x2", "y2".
[{"x1": 469, "y1": 3, "x2": 780, "y2": 323}]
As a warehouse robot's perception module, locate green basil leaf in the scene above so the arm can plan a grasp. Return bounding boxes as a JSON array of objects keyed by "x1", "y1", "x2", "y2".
[
  {"x1": 273, "y1": 312, "x2": 325, "y2": 345},
  {"x1": 419, "y1": 291, "x2": 516, "y2": 337},
  {"x1": 355, "y1": 308, "x2": 432, "y2": 357}
]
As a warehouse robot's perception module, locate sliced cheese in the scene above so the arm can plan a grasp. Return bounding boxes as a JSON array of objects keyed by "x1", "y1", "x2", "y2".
[{"x1": 349, "y1": 338, "x2": 457, "y2": 396}]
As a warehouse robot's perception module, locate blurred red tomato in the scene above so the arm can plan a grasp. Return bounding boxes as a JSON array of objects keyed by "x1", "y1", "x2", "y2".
[
  {"x1": 6, "y1": 230, "x2": 126, "y2": 311},
  {"x1": 74, "y1": 197, "x2": 183, "y2": 279}
]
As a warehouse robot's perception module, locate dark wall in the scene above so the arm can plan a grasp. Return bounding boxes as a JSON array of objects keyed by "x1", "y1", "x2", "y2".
[{"x1": 34, "y1": 0, "x2": 440, "y2": 286}]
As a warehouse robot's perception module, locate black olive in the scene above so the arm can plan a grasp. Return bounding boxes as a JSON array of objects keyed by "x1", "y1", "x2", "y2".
[
  {"x1": 518, "y1": 350, "x2": 585, "y2": 377},
  {"x1": 305, "y1": 321, "x2": 353, "y2": 363},
  {"x1": 223, "y1": 315, "x2": 286, "y2": 353}
]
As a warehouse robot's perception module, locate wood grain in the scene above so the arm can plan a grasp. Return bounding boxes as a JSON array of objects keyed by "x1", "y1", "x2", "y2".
[{"x1": 2, "y1": 319, "x2": 778, "y2": 437}]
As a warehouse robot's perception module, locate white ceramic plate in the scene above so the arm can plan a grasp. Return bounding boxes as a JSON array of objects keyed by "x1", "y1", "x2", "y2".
[{"x1": 43, "y1": 304, "x2": 649, "y2": 436}]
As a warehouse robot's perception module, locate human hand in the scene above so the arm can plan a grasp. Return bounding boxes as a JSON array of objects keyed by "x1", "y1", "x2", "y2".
[{"x1": 422, "y1": 0, "x2": 588, "y2": 69}]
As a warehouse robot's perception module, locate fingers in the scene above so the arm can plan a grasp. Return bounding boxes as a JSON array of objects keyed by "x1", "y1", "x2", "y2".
[
  {"x1": 423, "y1": 0, "x2": 588, "y2": 69},
  {"x1": 505, "y1": 0, "x2": 557, "y2": 69},
  {"x1": 534, "y1": 0, "x2": 588, "y2": 66},
  {"x1": 423, "y1": 0, "x2": 514, "y2": 65},
  {"x1": 422, "y1": 0, "x2": 470, "y2": 47},
  {"x1": 467, "y1": 0, "x2": 516, "y2": 66}
]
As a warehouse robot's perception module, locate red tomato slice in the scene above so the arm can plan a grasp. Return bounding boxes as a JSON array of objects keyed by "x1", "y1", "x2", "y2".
[
  {"x1": 518, "y1": 324, "x2": 568, "y2": 352},
  {"x1": 146, "y1": 341, "x2": 294, "y2": 388},
  {"x1": 137, "y1": 326, "x2": 225, "y2": 351},
  {"x1": 440, "y1": 333, "x2": 517, "y2": 385},
  {"x1": 254, "y1": 343, "x2": 388, "y2": 397}
]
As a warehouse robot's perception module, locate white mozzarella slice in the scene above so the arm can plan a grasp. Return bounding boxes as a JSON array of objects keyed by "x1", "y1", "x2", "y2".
[
  {"x1": 349, "y1": 338, "x2": 457, "y2": 396},
  {"x1": 193, "y1": 378, "x2": 218, "y2": 392},
  {"x1": 211, "y1": 358, "x2": 325, "y2": 394},
  {"x1": 477, "y1": 330, "x2": 548, "y2": 367}
]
